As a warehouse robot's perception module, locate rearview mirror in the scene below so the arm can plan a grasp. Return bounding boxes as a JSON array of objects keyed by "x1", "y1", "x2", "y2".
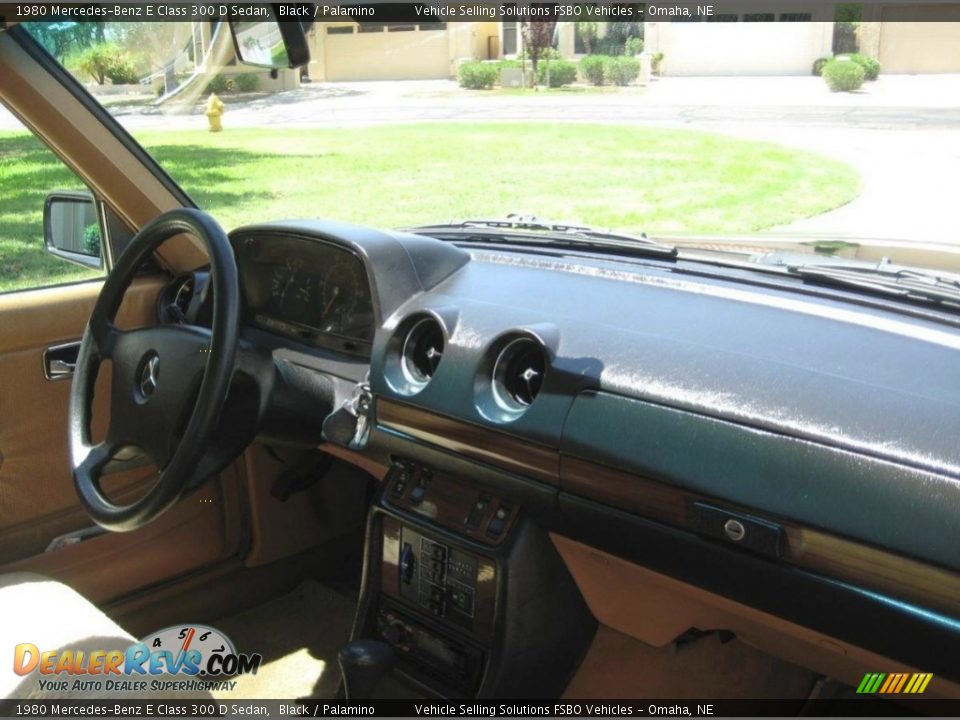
[
  {"x1": 228, "y1": 6, "x2": 311, "y2": 69},
  {"x1": 43, "y1": 191, "x2": 104, "y2": 270}
]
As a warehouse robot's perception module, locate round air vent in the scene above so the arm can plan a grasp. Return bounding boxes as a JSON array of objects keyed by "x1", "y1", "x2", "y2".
[
  {"x1": 492, "y1": 337, "x2": 547, "y2": 411},
  {"x1": 401, "y1": 317, "x2": 445, "y2": 389},
  {"x1": 173, "y1": 276, "x2": 194, "y2": 315},
  {"x1": 157, "y1": 273, "x2": 196, "y2": 324}
]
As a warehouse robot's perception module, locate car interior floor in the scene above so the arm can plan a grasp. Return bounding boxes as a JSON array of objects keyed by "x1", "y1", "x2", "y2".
[
  {"x1": 210, "y1": 579, "x2": 354, "y2": 700},
  {"x1": 563, "y1": 626, "x2": 820, "y2": 699},
  {"x1": 205, "y1": 578, "x2": 422, "y2": 700}
]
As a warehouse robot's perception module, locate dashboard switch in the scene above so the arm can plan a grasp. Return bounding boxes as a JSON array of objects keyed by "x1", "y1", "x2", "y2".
[
  {"x1": 465, "y1": 494, "x2": 491, "y2": 530},
  {"x1": 399, "y1": 543, "x2": 415, "y2": 584},
  {"x1": 486, "y1": 505, "x2": 510, "y2": 538}
]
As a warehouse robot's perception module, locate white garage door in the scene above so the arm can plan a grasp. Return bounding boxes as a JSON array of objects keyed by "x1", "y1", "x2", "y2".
[
  {"x1": 659, "y1": 21, "x2": 833, "y2": 76},
  {"x1": 324, "y1": 28, "x2": 451, "y2": 81},
  {"x1": 879, "y1": 7, "x2": 960, "y2": 73}
]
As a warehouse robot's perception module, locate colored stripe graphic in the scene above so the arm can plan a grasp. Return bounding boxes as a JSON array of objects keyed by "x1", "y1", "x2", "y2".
[{"x1": 858, "y1": 672, "x2": 932, "y2": 694}]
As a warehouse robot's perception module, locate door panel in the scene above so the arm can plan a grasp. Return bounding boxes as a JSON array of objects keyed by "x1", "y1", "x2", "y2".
[{"x1": 0, "y1": 277, "x2": 244, "y2": 601}]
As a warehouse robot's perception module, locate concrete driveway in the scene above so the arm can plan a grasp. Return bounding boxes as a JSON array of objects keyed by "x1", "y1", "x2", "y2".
[{"x1": 4, "y1": 75, "x2": 959, "y2": 244}]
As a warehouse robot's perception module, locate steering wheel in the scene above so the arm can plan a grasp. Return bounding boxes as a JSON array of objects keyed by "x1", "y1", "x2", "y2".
[{"x1": 70, "y1": 208, "x2": 239, "y2": 532}]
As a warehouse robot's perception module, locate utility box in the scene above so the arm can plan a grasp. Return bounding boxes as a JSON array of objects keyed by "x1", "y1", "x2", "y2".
[{"x1": 499, "y1": 67, "x2": 534, "y2": 88}]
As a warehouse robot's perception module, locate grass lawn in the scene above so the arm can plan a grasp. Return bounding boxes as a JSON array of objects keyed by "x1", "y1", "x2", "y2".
[{"x1": 0, "y1": 123, "x2": 860, "y2": 293}]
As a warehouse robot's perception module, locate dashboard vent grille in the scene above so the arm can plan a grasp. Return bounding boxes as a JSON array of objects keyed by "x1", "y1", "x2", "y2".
[
  {"x1": 495, "y1": 338, "x2": 547, "y2": 409},
  {"x1": 402, "y1": 317, "x2": 445, "y2": 386}
]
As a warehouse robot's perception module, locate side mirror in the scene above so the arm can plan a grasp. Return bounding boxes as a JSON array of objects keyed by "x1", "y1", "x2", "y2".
[
  {"x1": 228, "y1": 6, "x2": 310, "y2": 69},
  {"x1": 43, "y1": 191, "x2": 105, "y2": 270}
]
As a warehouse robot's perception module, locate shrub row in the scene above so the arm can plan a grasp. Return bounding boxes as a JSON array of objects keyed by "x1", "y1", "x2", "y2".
[
  {"x1": 458, "y1": 62, "x2": 499, "y2": 89},
  {"x1": 579, "y1": 55, "x2": 641, "y2": 86},
  {"x1": 537, "y1": 59, "x2": 578, "y2": 88},
  {"x1": 206, "y1": 73, "x2": 261, "y2": 94},
  {"x1": 460, "y1": 58, "x2": 579, "y2": 89},
  {"x1": 459, "y1": 53, "x2": 642, "y2": 91}
]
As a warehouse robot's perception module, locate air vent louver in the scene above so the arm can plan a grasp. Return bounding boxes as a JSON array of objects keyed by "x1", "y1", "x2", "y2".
[
  {"x1": 493, "y1": 338, "x2": 547, "y2": 410},
  {"x1": 402, "y1": 317, "x2": 445, "y2": 387}
]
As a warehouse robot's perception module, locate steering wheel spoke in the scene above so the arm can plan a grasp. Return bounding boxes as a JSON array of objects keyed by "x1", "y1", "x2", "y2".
[
  {"x1": 76, "y1": 440, "x2": 117, "y2": 480},
  {"x1": 89, "y1": 317, "x2": 121, "y2": 359}
]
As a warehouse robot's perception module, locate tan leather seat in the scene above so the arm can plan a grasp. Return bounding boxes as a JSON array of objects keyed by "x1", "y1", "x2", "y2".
[
  {"x1": 0, "y1": 573, "x2": 212, "y2": 701},
  {"x1": 0, "y1": 572, "x2": 135, "y2": 699}
]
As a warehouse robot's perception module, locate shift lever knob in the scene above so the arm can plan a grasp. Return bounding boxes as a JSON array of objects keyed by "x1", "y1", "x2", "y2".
[{"x1": 338, "y1": 640, "x2": 397, "y2": 699}]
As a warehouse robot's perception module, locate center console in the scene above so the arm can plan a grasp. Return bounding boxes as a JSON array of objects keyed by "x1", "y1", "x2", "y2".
[{"x1": 352, "y1": 458, "x2": 596, "y2": 698}]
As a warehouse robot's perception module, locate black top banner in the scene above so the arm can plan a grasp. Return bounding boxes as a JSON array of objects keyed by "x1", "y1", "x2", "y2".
[
  {"x1": 4, "y1": 0, "x2": 960, "y2": 23},
  {"x1": 3, "y1": 698, "x2": 960, "y2": 718}
]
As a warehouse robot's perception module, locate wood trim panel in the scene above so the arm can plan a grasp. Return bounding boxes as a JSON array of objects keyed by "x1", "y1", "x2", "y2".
[
  {"x1": 561, "y1": 455, "x2": 960, "y2": 619},
  {"x1": 375, "y1": 398, "x2": 960, "y2": 620},
  {"x1": 384, "y1": 465, "x2": 519, "y2": 547},
  {"x1": 376, "y1": 398, "x2": 559, "y2": 485}
]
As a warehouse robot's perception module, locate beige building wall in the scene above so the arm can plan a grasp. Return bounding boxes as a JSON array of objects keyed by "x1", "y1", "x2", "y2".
[
  {"x1": 874, "y1": 6, "x2": 960, "y2": 73},
  {"x1": 306, "y1": 22, "x2": 499, "y2": 82}
]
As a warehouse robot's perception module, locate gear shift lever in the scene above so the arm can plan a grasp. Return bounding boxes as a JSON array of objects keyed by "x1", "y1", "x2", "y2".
[{"x1": 338, "y1": 640, "x2": 397, "y2": 699}]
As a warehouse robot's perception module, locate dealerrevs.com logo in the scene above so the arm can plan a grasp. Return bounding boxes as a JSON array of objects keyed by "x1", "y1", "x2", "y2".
[{"x1": 13, "y1": 625, "x2": 262, "y2": 693}]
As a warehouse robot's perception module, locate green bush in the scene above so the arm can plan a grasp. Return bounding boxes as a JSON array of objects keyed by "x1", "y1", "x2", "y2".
[
  {"x1": 651, "y1": 51, "x2": 665, "y2": 74},
  {"x1": 458, "y1": 62, "x2": 498, "y2": 90},
  {"x1": 537, "y1": 59, "x2": 578, "y2": 88},
  {"x1": 83, "y1": 223, "x2": 101, "y2": 257},
  {"x1": 844, "y1": 53, "x2": 881, "y2": 80},
  {"x1": 76, "y1": 43, "x2": 141, "y2": 85},
  {"x1": 519, "y1": 47, "x2": 562, "y2": 63},
  {"x1": 206, "y1": 74, "x2": 235, "y2": 94},
  {"x1": 812, "y1": 56, "x2": 831, "y2": 76},
  {"x1": 579, "y1": 55, "x2": 607, "y2": 86},
  {"x1": 822, "y1": 58, "x2": 865, "y2": 92},
  {"x1": 604, "y1": 56, "x2": 641, "y2": 86},
  {"x1": 234, "y1": 73, "x2": 260, "y2": 92},
  {"x1": 625, "y1": 37, "x2": 644, "y2": 56}
]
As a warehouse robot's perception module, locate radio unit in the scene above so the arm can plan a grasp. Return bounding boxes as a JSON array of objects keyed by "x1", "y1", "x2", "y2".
[{"x1": 377, "y1": 603, "x2": 484, "y2": 694}]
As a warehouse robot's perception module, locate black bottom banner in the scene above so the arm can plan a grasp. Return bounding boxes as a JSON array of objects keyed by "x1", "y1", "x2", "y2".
[{"x1": 3, "y1": 699, "x2": 959, "y2": 718}]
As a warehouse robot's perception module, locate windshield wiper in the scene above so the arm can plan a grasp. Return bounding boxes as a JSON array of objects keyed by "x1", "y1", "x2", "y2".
[
  {"x1": 787, "y1": 261, "x2": 960, "y2": 307},
  {"x1": 408, "y1": 214, "x2": 677, "y2": 259}
]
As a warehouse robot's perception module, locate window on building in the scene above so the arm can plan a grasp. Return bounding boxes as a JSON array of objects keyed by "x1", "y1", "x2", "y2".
[
  {"x1": 743, "y1": 13, "x2": 776, "y2": 21},
  {"x1": 386, "y1": 24, "x2": 416, "y2": 32},
  {"x1": 708, "y1": 14, "x2": 739, "y2": 21},
  {"x1": 357, "y1": 23, "x2": 387, "y2": 33},
  {"x1": 779, "y1": 13, "x2": 813, "y2": 21},
  {"x1": 417, "y1": 22, "x2": 448, "y2": 31},
  {"x1": 326, "y1": 25, "x2": 354, "y2": 35},
  {"x1": 503, "y1": 20, "x2": 519, "y2": 55}
]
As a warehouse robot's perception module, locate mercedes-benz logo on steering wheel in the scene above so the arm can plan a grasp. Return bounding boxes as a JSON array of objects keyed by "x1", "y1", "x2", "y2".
[{"x1": 138, "y1": 354, "x2": 160, "y2": 400}]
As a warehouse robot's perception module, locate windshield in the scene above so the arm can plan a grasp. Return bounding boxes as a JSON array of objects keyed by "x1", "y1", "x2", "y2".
[{"x1": 12, "y1": 11, "x2": 960, "y2": 280}]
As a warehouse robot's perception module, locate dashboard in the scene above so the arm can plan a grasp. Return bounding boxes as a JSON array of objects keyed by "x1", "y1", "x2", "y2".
[{"x1": 161, "y1": 219, "x2": 960, "y2": 690}]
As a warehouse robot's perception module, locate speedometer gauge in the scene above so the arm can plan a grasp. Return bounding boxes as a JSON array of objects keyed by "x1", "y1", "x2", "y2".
[
  {"x1": 319, "y1": 260, "x2": 360, "y2": 333},
  {"x1": 270, "y1": 258, "x2": 313, "y2": 322}
]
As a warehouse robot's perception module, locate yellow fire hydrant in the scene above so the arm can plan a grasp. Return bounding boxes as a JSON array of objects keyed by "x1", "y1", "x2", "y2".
[{"x1": 205, "y1": 93, "x2": 225, "y2": 132}]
